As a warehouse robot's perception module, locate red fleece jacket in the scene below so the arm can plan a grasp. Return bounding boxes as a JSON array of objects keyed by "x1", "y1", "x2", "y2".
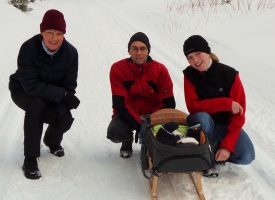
[{"x1": 184, "y1": 74, "x2": 246, "y2": 152}]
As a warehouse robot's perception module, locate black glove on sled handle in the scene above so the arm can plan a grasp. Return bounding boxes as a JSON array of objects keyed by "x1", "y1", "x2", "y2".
[{"x1": 62, "y1": 92, "x2": 80, "y2": 109}]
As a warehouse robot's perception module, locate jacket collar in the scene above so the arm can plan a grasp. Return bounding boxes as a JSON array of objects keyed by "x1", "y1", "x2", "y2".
[
  {"x1": 36, "y1": 34, "x2": 66, "y2": 57},
  {"x1": 126, "y1": 56, "x2": 153, "y2": 75},
  {"x1": 127, "y1": 55, "x2": 153, "y2": 63}
]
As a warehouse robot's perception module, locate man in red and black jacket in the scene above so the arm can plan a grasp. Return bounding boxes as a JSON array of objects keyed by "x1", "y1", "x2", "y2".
[{"x1": 107, "y1": 32, "x2": 175, "y2": 158}]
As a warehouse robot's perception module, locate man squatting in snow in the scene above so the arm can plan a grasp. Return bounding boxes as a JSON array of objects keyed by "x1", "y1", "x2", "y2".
[{"x1": 107, "y1": 32, "x2": 176, "y2": 158}]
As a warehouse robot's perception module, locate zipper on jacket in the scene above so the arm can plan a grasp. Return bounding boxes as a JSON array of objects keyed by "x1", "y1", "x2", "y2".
[{"x1": 201, "y1": 72, "x2": 206, "y2": 80}]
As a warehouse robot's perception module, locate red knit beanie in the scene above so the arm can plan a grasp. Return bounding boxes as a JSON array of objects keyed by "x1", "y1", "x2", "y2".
[{"x1": 40, "y1": 9, "x2": 66, "y2": 34}]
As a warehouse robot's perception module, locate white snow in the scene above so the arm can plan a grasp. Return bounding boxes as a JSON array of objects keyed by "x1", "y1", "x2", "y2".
[{"x1": 1, "y1": 0, "x2": 275, "y2": 199}]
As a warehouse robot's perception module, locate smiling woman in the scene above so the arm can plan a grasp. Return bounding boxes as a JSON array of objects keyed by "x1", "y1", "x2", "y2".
[
  {"x1": 8, "y1": 9, "x2": 80, "y2": 180},
  {"x1": 40, "y1": 9, "x2": 66, "y2": 34},
  {"x1": 40, "y1": 9, "x2": 66, "y2": 51},
  {"x1": 182, "y1": 35, "x2": 255, "y2": 178},
  {"x1": 41, "y1": 30, "x2": 64, "y2": 51}
]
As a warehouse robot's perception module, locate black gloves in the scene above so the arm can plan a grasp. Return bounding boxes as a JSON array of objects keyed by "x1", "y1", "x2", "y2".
[{"x1": 62, "y1": 92, "x2": 80, "y2": 109}]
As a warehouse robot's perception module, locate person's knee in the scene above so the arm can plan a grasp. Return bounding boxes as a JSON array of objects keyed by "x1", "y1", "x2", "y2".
[
  {"x1": 49, "y1": 111, "x2": 74, "y2": 133},
  {"x1": 229, "y1": 146, "x2": 255, "y2": 165},
  {"x1": 107, "y1": 115, "x2": 133, "y2": 143},
  {"x1": 230, "y1": 152, "x2": 255, "y2": 165},
  {"x1": 233, "y1": 130, "x2": 255, "y2": 165},
  {"x1": 107, "y1": 123, "x2": 133, "y2": 143},
  {"x1": 240, "y1": 148, "x2": 255, "y2": 165},
  {"x1": 60, "y1": 111, "x2": 74, "y2": 131},
  {"x1": 243, "y1": 154, "x2": 255, "y2": 165},
  {"x1": 187, "y1": 112, "x2": 214, "y2": 134},
  {"x1": 26, "y1": 96, "x2": 46, "y2": 112},
  {"x1": 187, "y1": 112, "x2": 212, "y2": 124},
  {"x1": 196, "y1": 112, "x2": 213, "y2": 124},
  {"x1": 107, "y1": 132, "x2": 122, "y2": 143},
  {"x1": 107, "y1": 127, "x2": 132, "y2": 143}
]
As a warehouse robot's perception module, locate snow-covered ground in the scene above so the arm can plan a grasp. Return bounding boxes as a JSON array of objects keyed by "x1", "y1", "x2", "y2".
[{"x1": 1, "y1": 0, "x2": 275, "y2": 199}]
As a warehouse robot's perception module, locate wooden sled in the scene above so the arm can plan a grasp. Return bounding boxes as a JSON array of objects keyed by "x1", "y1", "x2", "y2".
[
  {"x1": 147, "y1": 145, "x2": 206, "y2": 200},
  {"x1": 139, "y1": 109, "x2": 211, "y2": 200}
]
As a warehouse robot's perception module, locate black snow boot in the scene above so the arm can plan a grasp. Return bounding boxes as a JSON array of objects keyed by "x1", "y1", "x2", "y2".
[
  {"x1": 43, "y1": 138, "x2": 65, "y2": 157},
  {"x1": 202, "y1": 167, "x2": 219, "y2": 178},
  {"x1": 50, "y1": 146, "x2": 65, "y2": 157},
  {"x1": 22, "y1": 157, "x2": 41, "y2": 180},
  {"x1": 120, "y1": 136, "x2": 133, "y2": 159}
]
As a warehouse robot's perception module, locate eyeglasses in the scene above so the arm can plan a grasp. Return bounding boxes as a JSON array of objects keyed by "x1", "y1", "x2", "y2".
[{"x1": 130, "y1": 46, "x2": 148, "y2": 52}]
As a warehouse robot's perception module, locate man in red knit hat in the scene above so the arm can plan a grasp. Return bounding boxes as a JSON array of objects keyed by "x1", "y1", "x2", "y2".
[{"x1": 9, "y1": 9, "x2": 80, "y2": 179}]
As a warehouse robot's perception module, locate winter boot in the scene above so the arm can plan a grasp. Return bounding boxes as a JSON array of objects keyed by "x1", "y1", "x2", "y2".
[
  {"x1": 120, "y1": 137, "x2": 133, "y2": 159},
  {"x1": 202, "y1": 167, "x2": 219, "y2": 178},
  {"x1": 50, "y1": 146, "x2": 65, "y2": 157},
  {"x1": 216, "y1": 161, "x2": 226, "y2": 166},
  {"x1": 43, "y1": 138, "x2": 65, "y2": 157},
  {"x1": 22, "y1": 157, "x2": 41, "y2": 180}
]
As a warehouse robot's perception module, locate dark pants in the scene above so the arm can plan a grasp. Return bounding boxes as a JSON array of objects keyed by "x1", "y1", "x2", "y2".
[
  {"x1": 11, "y1": 89, "x2": 74, "y2": 157},
  {"x1": 107, "y1": 114, "x2": 134, "y2": 143},
  {"x1": 187, "y1": 112, "x2": 255, "y2": 166}
]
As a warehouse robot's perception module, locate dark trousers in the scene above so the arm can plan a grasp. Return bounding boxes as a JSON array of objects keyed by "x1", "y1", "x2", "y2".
[
  {"x1": 107, "y1": 114, "x2": 134, "y2": 143},
  {"x1": 11, "y1": 89, "x2": 74, "y2": 157},
  {"x1": 187, "y1": 112, "x2": 255, "y2": 166}
]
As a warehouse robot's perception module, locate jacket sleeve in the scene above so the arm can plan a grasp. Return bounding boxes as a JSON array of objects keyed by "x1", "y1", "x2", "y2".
[
  {"x1": 220, "y1": 74, "x2": 246, "y2": 152},
  {"x1": 153, "y1": 65, "x2": 175, "y2": 112},
  {"x1": 62, "y1": 49, "x2": 78, "y2": 94},
  {"x1": 17, "y1": 43, "x2": 65, "y2": 103},
  {"x1": 110, "y1": 63, "x2": 140, "y2": 130}
]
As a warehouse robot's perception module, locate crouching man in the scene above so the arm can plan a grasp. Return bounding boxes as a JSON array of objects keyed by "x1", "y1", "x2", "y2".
[{"x1": 107, "y1": 32, "x2": 176, "y2": 158}]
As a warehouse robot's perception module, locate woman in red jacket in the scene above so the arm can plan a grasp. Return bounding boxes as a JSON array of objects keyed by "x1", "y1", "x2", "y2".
[
  {"x1": 183, "y1": 35, "x2": 255, "y2": 177},
  {"x1": 107, "y1": 32, "x2": 175, "y2": 158}
]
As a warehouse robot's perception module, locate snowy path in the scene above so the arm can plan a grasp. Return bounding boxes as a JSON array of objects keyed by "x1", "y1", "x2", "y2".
[{"x1": 1, "y1": 0, "x2": 275, "y2": 200}]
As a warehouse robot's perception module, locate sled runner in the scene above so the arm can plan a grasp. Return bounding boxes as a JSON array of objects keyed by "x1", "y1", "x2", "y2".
[{"x1": 139, "y1": 109, "x2": 211, "y2": 200}]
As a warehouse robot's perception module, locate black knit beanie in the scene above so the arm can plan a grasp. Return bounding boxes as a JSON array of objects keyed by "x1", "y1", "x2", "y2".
[
  {"x1": 183, "y1": 35, "x2": 211, "y2": 57},
  {"x1": 128, "y1": 32, "x2": 151, "y2": 53}
]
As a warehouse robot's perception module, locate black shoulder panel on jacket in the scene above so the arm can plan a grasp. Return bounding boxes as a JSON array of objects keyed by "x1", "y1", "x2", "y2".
[{"x1": 124, "y1": 80, "x2": 135, "y2": 91}]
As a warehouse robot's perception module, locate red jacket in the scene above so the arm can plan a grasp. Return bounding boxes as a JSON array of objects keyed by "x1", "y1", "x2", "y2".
[
  {"x1": 183, "y1": 61, "x2": 246, "y2": 152},
  {"x1": 110, "y1": 56, "x2": 175, "y2": 130}
]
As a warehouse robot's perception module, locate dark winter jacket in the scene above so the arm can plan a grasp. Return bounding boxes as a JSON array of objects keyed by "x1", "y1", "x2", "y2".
[
  {"x1": 9, "y1": 34, "x2": 78, "y2": 104},
  {"x1": 110, "y1": 56, "x2": 176, "y2": 130},
  {"x1": 183, "y1": 61, "x2": 246, "y2": 152}
]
